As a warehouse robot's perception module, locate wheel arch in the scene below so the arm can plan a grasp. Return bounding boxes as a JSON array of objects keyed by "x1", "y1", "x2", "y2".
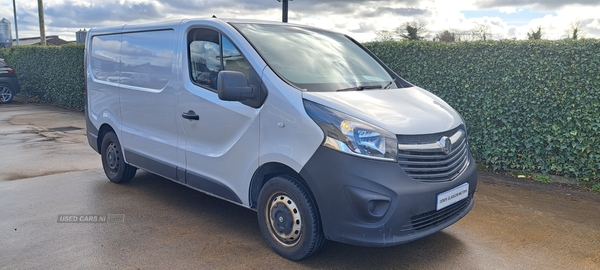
[
  {"x1": 249, "y1": 162, "x2": 315, "y2": 210},
  {"x1": 97, "y1": 124, "x2": 116, "y2": 153}
]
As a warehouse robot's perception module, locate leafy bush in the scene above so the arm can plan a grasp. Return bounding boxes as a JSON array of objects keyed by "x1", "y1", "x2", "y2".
[
  {"x1": 0, "y1": 44, "x2": 85, "y2": 110},
  {"x1": 2, "y1": 40, "x2": 599, "y2": 183},
  {"x1": 365, "y1": 40, "x2": 600, "y2": 182}
]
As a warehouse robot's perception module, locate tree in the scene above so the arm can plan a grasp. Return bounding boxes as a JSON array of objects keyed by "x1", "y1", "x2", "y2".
[
  {"x1": 435, "y1": 30, "x2": 456, "y2": 42},
  {"x1": 453, "y1": 30, "x2": 473, "y2": 41},
  {"x1": 471, "y1": 23, "x2": 492, "y2": 41},
  {"x1": 567, "y1": 21, "x2": 584, "y2": 40},
  {"x1": 374, "y1": 30, "x2": 395, "y2": 42},
  {"x1": 395, "y1": 21, "x2": 428, "y2": 41},
  {"x1": 527, "y1": 27, "x2": 542, "y2": 40}
]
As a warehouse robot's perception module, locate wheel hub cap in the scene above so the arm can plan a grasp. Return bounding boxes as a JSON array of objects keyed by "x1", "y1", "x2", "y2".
[
  {"x1": 107, "y1": 143, "x2": 118, "y2": 170},
  {"x1": 272, "y1": 203, "x2": 293, "y2": 234},
  {"x1": 268, "y1": 194, "x2": 302, "y2": 245}
]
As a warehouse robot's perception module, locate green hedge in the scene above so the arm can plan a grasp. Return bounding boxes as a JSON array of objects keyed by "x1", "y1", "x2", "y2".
[
  {"x1": 365, "y1": 40, "x2": 600, "y2": 182},
  {"x1": 2, "y1": 41, "x2": 599, "y2": 182},
  {"x1": 0, "y1": 44, "x2": 85, "y2": 110}
]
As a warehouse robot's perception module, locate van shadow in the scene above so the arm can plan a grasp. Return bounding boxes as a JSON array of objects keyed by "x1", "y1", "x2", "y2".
[
  {"x1": 91, "y1": 171, "x2": 262, "y2": 240},
  {"x1": 302, "y1": 232, "x2": 468, "y2": 269}
]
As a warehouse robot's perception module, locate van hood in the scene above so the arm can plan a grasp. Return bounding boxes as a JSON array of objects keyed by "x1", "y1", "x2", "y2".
[{"x1": 302, "y1": 87, "x2": 463, "y2": 135}]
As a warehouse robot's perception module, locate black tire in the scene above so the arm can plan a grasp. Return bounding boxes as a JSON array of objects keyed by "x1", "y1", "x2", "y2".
[
  {"x1": 257, "y1": 175, "x2": 325, "y2": 260},
  {"x1": 101, "y1": 131, "x2": 136, "y2": 183},
  {"x1": 0, "y1": 84, "x2": 14, "y2": 104}
]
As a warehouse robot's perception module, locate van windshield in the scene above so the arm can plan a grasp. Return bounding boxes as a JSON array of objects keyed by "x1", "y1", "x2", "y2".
[{"x1": 232, "y1": 23, "x2": 396, "y2": 92}]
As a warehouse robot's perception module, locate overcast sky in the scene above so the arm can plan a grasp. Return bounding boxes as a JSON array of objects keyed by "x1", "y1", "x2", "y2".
[{"x1": 1, "y1": 0, "x2": 599, "y2": 42}]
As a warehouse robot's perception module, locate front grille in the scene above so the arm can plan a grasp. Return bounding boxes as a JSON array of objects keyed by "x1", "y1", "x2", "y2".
[
  {"x1": 397, "y1": 126, "x2": 470, "y2": 182},
  {"x1": 399, "y1": 197, "x2": 471, "y2": 233}
]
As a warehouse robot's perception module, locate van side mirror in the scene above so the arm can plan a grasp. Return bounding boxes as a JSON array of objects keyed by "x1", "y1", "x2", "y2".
[{"x1": 217, "y1": 71, "x2": 257, "y2": 101}]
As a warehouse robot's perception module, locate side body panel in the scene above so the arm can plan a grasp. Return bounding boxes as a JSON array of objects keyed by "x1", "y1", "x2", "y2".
[
  {"x1": 258, "y1": 66, "x2": 324, "y2": 173},
  {"x1": 117, "y1": 25, "x2": 181, "y2": 180},
  {"x1": 86, "y1": 25, "x2": 125, "y2": 150},
  {"x1": 0, "y1": 62, "x2": 20, "y2": 94},
  {"x1": 177, "y1": 20, "x2": 268, "y2": 205},
  {"x1": 178, "y1": 81, "x2": 258, "y2": 204}
]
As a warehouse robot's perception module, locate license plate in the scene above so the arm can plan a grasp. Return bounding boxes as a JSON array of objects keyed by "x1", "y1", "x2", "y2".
[{"x1": 436, "y1": 183, "x2": 469, "y2": 211}]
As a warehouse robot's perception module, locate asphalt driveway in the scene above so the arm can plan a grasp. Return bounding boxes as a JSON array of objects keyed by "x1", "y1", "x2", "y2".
[{"x1": 1, "y1": 101, "x2": 599, "y2": 269}]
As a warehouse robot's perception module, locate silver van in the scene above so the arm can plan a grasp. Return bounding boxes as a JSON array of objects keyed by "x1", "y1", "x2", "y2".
[{"x1": 85, "y1": 18, "x2": 477, "y2": 260}]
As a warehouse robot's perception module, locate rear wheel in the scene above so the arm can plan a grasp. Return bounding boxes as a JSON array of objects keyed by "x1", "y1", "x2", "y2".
[
  {"x1": 257, "y1": 175, "x2": 325, "y2": 260},
  {"x1": 101, "y1": 132, "x2": 136, "y2": 183},
  {"x1": 0, "y1": 84, "x2": 14, "y2": 104}
]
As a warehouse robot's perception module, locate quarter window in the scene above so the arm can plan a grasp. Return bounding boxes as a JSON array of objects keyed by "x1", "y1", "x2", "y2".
[{"x1": 90, "y1": 30, "x2": 174, "y2": 90}]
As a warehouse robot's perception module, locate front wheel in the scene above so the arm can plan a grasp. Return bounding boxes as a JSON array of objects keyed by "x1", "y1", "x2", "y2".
[
  {"x1": 257, "y1": 176, "x2": 325, "y2": 260},
  {"x1": 0, "y1": 84, "x2": 14, "y2": 104},
  {"x1": 101, "y1": 131, "x2": 137, "y2": 183}
]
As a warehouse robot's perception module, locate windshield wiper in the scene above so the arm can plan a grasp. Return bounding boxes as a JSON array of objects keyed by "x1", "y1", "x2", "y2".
[
  {"x1": 336, "y1": 85, "x2": 384, "y2": 92},
  {"x1": 384, "y1": 79, "x2": 396, "y2": 89},
  {"x1": 336, "y1": 80, "x2": 396, "y2": 92}
]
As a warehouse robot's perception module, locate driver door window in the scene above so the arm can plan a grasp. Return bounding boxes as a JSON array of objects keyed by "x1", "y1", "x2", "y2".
[{"x1": 188, "y1": 28, "x2": 249, "y2": 90}]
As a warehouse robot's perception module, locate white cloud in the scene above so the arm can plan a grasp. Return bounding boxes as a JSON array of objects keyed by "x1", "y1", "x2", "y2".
[
  {"x1": 499, "y1": 7, "x2": 518, "y2": 14},
  {"x1": 587, "y1": 19, "x2": 600, "y2": 29},
  {"x1": 0, "y1": 0, "x2": 599, "y2": 42}
]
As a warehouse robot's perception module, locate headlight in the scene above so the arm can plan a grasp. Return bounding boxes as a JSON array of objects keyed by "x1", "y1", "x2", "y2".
[{"x1": 304, "y1": 99, "x2": 397, "y2": 161}]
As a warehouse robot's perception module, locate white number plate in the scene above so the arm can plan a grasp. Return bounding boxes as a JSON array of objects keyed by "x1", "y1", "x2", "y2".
[{"x1": 436, "y1": 183, "x2": 469, "y2": 211}]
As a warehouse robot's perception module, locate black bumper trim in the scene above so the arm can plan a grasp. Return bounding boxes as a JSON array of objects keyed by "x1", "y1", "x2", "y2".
[{"x1": 299, "y1": 146, "x2": 477, "y2": 247}]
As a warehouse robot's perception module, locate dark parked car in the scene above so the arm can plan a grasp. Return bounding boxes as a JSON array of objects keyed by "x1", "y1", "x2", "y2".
[{"x1": 0, "y1": 59, "x2": 20, "y2": 104}]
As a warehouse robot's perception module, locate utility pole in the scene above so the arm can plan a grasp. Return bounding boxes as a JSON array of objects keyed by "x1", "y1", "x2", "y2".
[
  {"x1": 277, "y1": 0, "x2": 293, "y2": 23},
  {"x1": 38, "y1": 0, "x2": 46, "y2": 45},
  {"x1": 12, "y1": 0, "x2": 19, "y2": 45}
]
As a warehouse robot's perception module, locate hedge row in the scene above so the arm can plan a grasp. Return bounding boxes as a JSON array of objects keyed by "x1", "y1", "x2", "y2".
[
  {"x1": 0, "y1": 44, "x2": 85, "y2": 110},
  {"x1": 2, "y1": 40, "x2": 599, "y2": 182},
  {"x1": 364, "y1": 40, "x2": 600, "y2": 181}
]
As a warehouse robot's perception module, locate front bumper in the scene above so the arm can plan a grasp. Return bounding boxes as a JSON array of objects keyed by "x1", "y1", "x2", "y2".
[{"x1": 299, "y1": 146, "x2": 477, "y2": 247}]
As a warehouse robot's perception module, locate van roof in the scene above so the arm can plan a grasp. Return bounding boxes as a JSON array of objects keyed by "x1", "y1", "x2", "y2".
[{"x1": 89, "y1": 18, "x2": 333, "y2": 35}]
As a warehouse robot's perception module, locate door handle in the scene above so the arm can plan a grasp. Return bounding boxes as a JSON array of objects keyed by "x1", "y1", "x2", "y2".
[{"x1": 181, "y1": 110, "x2": 199, "y2": 120}]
